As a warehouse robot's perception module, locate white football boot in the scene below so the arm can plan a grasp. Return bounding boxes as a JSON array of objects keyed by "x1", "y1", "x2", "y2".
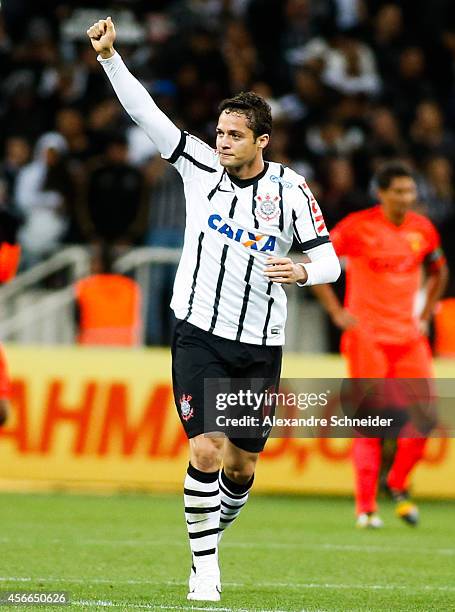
[
  {"x1": 356, "y1": 512, "x2": 384, "y2": 529},
  {"x1": 187, "y1": 558, "x2": 221, "y2": 601}
]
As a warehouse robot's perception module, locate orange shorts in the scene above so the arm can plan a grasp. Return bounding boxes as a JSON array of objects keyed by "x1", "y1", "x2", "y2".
[
  {"x1": 341, "y1": 329, "x2": 433, "y2": 379},
  {"x1": 0, "y1": 345, "x2": 10, "y2": 399}
]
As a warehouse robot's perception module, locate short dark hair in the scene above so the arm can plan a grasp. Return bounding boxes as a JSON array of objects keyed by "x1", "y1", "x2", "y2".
[
  {"x1": 375, "y1": 161, "x2": 414, "y2": 190},
  {"x1": 218, "y1": 92, "x2": 272, "y2": 139}
]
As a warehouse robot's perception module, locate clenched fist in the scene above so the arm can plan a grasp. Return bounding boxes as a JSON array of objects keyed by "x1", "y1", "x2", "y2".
[{"x1": 87, "y1": 16, "x2": 116, "y2": 59}]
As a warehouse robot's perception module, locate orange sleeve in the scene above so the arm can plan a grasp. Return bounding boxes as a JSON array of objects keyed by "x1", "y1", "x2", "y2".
[{"x1": 330, "y1": 214, "x2": 361, "y2": 257}]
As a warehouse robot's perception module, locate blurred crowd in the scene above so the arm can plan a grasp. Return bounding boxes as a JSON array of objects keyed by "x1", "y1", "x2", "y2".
[{"x1": 1, "y1": 0, "x2": 455, "y2": 344}]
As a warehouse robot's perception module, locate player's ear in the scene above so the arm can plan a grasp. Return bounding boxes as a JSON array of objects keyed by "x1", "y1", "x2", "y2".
[{"x1": 257, "y1": 134, "x2": 269, "y2": 150}]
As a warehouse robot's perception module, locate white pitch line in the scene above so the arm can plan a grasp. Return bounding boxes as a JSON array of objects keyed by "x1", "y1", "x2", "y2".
[
  {"x1": 1, "y1": 536, "x2": 454, "y2": 556},
  {"x1": 73, "y1": 601, "x2": 243, "y2": 612},
  {"x1": 320, "y1": 542, "x2": 455, "y2": 555},
  {"x1": 0, "y1": 576, "x2": 454, "y2": 593},
  {"x1": 72, "y1": 601, "x2": 299, "y2": 612}
]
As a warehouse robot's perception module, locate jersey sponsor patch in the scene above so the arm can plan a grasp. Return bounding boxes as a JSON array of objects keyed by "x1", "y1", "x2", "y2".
[
  {"x1": 254, "y1": 193, "x2": 281, "y2": 223},
  {"x1": 270, "y1": 174, "x2": 292, "y2": 188},
  {"x1": 208, "y1": 214, "x2": 276, "y2": 253}
]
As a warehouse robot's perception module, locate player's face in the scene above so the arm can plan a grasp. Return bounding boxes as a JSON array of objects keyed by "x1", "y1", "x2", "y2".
[
  {"x1": 216, "y1": 111, "x2": 268, "y2": 172},
  {"x1": 379, "y1": 176, "x2": 417, "y2": 220}
]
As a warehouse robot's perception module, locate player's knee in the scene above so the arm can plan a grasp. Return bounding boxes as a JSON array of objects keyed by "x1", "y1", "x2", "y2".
[
  {"x1": 224, "y1": 457, "x2": 257, "y2": 484},
  {"x1": 191, "y1": 449, "x2": 222, "y2": 473},
  {"x1": 190, "y1": 435, "x2": 224, "y2": 472},
  {"x1": 0, "y1": 400, "x2": 9, "y2": 426},
  {"x1": 225, "y1": 467, "x2": 254, "y2": 484}
]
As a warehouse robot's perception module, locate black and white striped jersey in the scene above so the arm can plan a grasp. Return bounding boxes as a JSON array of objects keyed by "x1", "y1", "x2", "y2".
[
  {"x1": 166, "y1": 131, "x2": 330, "y2": 345},
  {"x1": 99, "y1": 52, "x2": 336, "y2": 346}
]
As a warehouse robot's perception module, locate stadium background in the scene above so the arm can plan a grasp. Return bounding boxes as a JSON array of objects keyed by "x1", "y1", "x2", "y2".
[
  {"x1": 1, "y1": 3, "x2": 455, "y2": 611},
  {"x1": 0, "y1": 0, "x2": 454, "y2": 495}
]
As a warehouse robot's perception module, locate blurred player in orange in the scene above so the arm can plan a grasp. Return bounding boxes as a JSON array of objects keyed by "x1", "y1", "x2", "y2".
[
  {"x1": 0, "y1": 241, "x2": 21, "y2": 426},
  {"x1": 313, "y1": 162, "x2": 448, "y2": 527}
]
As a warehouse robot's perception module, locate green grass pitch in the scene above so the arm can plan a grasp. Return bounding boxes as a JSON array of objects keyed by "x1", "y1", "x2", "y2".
[{"x1": 0, "y1": 492, "x2": 454, "y2": 611}]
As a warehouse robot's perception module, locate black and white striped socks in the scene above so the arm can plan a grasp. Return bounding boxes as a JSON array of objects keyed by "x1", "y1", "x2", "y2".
[
  {"x1": 218, "y1": 469, "x2": 253, "y2": 541},
  {"x1": 184, "y1": 464, "x2": 220, "y2": 570}
]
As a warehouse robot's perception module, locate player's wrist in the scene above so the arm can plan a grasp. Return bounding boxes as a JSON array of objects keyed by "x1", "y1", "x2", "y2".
[
  {"x1": 98, "y1": 47, "x2": 115, "y2": 59},
  {"x1": 296, "y1": 262, "x2": 308, "y2": 283}
]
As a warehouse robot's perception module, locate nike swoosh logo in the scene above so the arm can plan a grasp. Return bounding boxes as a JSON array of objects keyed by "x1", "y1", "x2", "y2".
[
  {"x1": 186, "y1": 519, "x2": 205, "y2": 525},
  {"x1": 218, "y1": 187, "x2": 233, "y2": 192}
]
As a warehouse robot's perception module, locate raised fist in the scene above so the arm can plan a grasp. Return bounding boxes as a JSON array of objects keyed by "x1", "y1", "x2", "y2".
[{"x1": 87, "y1": 16, "x2": 116, "y2": 58}]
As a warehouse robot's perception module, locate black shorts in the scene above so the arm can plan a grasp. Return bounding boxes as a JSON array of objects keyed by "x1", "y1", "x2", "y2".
[{"x1": 171, "y1": 320, "x2": 282, "y2": 453}]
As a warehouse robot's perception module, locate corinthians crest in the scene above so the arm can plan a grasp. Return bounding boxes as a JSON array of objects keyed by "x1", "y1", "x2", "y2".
[
  {"x1": 180, "y1": 394, "x2": 194, "y2": 421},
  {"x1": 254, "y1": 193, "x2": 281, "y2": 222}
]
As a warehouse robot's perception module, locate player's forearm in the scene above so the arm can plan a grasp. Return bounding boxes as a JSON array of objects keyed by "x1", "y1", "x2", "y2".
[
  {"x1": 98, "y1": 52, "x2": 181, "y2": 158},
  {"x1": 299, "y1": 243, "x2": 341, "y2": 287},
  {"x1": 311, "y1": 283, "x2": 343, "y2": 316},
  {"x1": 421, "y1": 265, "x2": 449, "y2": 321}
]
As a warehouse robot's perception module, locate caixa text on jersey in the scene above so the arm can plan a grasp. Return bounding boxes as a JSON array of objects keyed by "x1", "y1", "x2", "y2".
[{"x1": 208, "y1": 214, "x2": 277, "y2": 252}]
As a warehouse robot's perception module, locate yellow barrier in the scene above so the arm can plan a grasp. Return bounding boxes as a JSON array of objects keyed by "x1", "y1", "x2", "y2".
[{"x1": 0, "y1": 345, "x2": 454, "y2": 497}]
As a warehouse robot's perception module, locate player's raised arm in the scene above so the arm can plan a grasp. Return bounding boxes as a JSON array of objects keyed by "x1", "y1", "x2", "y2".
[{"x1": 87, "y1": 17, "x2": 181, "y2": 159}]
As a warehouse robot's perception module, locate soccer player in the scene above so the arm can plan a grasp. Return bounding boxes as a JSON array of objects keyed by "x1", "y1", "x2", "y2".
[
  {"x1": 313, "y1": 162, "x2": 448, "y2": 528},
  {"x1": 87, "y1": 17, "x2": 340, "y2": 602}
]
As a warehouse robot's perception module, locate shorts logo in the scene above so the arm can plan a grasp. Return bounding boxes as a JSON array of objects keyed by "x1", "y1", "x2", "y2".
[
  {"x1": 254, "y1": 194, "x2": 281, "y2": 222},
  {"x1": 208, "y1": 214, "x2": 276, "y2": 252},
  {"x1": 180, "y1": 394, "x2": 194, "y2": 421}
]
